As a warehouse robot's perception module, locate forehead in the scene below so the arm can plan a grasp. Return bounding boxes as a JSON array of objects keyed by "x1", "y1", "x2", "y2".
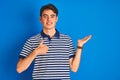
[{"x1": 42, "y1": 9, "x2": 56, "y2": 15}]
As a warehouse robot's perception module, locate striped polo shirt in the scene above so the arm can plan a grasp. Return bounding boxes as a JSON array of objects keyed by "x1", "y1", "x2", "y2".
[{"x1": 19, "y1": 29, "x2": 75, "y2": 80}]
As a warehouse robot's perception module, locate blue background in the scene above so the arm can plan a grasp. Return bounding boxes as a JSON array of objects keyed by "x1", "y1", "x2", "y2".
[{"x1": 0, "y1": 0, "x2": 120, "y2": 80}]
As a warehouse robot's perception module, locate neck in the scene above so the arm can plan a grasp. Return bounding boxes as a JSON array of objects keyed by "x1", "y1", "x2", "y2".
[{"x1": 43, "y1": 28, "x2": 56, "y2": 38}]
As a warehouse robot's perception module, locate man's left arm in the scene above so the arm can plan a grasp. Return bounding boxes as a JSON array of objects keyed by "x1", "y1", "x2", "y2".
[{"x1": 69, "y1": 35, "x2": 92, "y2": 72}]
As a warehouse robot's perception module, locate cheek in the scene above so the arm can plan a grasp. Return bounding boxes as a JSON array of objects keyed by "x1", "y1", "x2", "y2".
[
  {"x1": 41, "y1": 19, "x2": 46, "y2": 23},
  {"x1": 53, "y1": 18, "x2": 57, "y2": 22},
  {"x1": 55, "y1": 18, "x2": 58, "y2": 22}
]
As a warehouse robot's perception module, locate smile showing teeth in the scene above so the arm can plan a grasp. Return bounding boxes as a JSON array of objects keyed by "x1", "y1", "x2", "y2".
[{"x1": 47, "y1": 22, "x2": 52, "y2": 25}]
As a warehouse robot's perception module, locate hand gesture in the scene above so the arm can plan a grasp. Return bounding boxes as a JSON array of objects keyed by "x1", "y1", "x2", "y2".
[
  {"x1": 34, "y1": 40, "x2": 49, "y2": 55},
  {"x1": 78, "y1": 35, "x2": 92, "y2": 47}
]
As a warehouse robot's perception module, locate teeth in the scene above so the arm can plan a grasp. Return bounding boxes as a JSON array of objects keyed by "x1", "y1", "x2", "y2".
[{"x1": 47, "y1": 22, "x2": 52, "y2": 25}]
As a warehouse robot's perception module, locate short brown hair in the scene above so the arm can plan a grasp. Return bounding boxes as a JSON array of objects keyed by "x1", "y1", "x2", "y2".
[{"x1": 40, "y1": 3, "x2": 58, "y2": 16}]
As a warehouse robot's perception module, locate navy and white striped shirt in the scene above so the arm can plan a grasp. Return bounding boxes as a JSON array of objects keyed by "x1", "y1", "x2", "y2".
[{"x1": 19, "y1": 30, "x2": 75, "y2": 80}]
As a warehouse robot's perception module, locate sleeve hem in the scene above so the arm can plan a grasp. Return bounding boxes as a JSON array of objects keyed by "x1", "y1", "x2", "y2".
[
  {"x1": 69, "y1": 55, "x2": 75, "y2": 59},
  {"x1": 19, "y1": 55, "x2": 26, "y2": 59}
]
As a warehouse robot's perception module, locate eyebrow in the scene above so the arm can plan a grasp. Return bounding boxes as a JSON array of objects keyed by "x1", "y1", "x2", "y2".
[{"x1": 42, "y1": 14, "x2": 56, "y2": 16}]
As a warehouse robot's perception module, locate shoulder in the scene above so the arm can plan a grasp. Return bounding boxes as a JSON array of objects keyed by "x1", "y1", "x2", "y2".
[
  {"x1": 27, "y1": 33, "x2": 42, "y2": 42},
  {"x1": 59, "y1": 33, "x2": 72, "y2": 40}
]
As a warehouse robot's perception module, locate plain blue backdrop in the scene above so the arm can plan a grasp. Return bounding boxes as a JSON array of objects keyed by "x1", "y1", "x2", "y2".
[{"x1": 0, "y1": 0, "x2": 120, "y2": 80}]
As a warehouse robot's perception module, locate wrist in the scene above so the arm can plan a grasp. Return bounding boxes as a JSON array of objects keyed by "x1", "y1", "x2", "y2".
[
  {"x1": 33, "y1": 49, "x2": 38, "y2": 56},
  {"x1": 77, "y1": 46, "x2": 83, "y2": 49}
]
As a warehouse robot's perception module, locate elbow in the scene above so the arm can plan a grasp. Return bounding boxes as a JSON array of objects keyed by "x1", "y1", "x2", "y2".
[
  {"x1": 16, "y1": 67, "x2": 23, "y2": 73},
  {"x1": 72, "y1": 70, "x2": 78, "y2": 73},
  {"x1": 16, "y1": 64, "x2": 26, "y2": 73},
  {"x1": 71, "y1": 68, "x2": 78, "y2": 72},
  {"x1": 16, "y1": 65, "x2": 28, "y2": 73},
  {"x1": 16, "y1": 59, "x2": 25, "y2": 73},
  {"x1": 70, "y1": 65, "x2": 79, "y2": 72}
]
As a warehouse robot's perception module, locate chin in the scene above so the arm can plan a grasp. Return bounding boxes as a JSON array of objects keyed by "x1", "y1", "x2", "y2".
[
  {"x1": 44, "y1": 26, "x2": 55, "y2": 30},
  {"x1": 44, "y1": 27, "x2": 55, "y2": 30}
]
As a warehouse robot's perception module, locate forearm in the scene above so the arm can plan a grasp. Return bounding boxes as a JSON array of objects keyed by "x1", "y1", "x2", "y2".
[
  {"x1": 70, "y1": 48, "x2": 82, "y2": 72},
  {"x1": 16, "y1": 50, "x2": 37, "y2": 73},
  {"x1": 70, "y1": 35, "x2": 91, "y2": 72},
  {"x1": 16, "y1": 39, "x2": 49, "y2": 73}
]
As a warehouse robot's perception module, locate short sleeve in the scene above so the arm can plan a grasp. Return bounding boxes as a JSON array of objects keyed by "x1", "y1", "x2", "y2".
[
  {"x1": 19, "y1": 38, "x2": 33, "y2": 59},
  {"x1": 68, "y1": 37, "x2": 75, "y2": 59}
]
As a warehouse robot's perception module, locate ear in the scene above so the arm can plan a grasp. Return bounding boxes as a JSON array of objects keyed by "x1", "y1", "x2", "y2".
[
  {"x1": 40, "y1": 17, "x2": 42, "y2": 22},
  {"x1": 56, "y1": 16, "x2": 58, "y2": 22}
]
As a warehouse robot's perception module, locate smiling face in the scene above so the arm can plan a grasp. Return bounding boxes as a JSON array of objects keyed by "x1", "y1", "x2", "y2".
[{"x1": 40, "y1": 9, "x2": 58, "y2": 30}]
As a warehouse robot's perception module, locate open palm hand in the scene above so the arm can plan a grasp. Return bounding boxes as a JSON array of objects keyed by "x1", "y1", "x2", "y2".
[{"x1": 78, "y1": 35, "x2": 92, "y2": 47}]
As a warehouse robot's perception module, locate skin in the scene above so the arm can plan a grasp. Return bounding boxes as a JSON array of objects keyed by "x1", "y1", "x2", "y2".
[{"x1": 16, "y1": 9, "x2": 92, "y2": 73}]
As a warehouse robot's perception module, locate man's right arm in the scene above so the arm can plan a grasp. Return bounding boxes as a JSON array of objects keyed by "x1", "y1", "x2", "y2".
[
  {"x1": 16, "y1": 50, "x2": 37, "y2": 73},
  {"x1": 16, "y1": 40, "x2": 49, "y2": 73}
]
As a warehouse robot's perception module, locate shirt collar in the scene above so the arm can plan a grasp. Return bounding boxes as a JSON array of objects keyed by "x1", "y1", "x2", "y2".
[{"x1": 41, "y1": 29, "x2": 60, "y2": 40}]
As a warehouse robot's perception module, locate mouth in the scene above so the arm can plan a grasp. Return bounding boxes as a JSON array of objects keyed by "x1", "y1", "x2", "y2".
[{"x1": 46, "y1": 22, "x2": 53, "y2": 25}]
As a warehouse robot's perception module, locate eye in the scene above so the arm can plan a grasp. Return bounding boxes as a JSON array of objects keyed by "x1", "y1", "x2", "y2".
[
  {"x1": 42, "y1": 14, "x2": 48, "y2": 18},
  {"x1": 51, "y1": 14, "x2": 56, "y2": 18}
]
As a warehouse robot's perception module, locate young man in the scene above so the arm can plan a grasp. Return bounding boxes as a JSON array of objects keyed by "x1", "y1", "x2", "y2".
[{"x1": 16, "y1": 3, "x2": 92, "y2": 80}]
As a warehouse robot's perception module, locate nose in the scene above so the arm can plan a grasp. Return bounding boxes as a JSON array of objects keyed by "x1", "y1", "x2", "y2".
[{"x1": 47, "y1": 16, "x2": 51, "y2": 21}]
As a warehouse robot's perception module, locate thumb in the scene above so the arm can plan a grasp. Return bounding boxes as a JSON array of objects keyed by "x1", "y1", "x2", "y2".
[{"x1": 39, "y1": 39, "x2": 44, "y2": 45}]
